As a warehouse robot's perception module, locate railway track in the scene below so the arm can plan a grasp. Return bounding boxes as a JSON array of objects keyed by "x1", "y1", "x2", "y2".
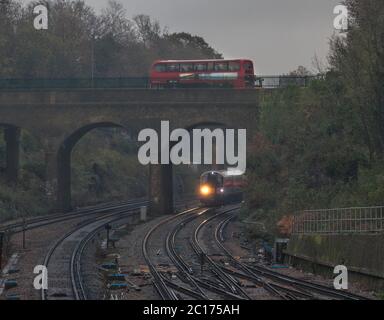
[
  {"x1": 187, "y1": 206, "x2": 308, "y2": 300},
  {"x1": 143, "y1": 205, "x2": 255, "y2": 300},
  {"x1": 152, "y1": 204, "x2": 293, "y2": 300},
  {"x1": 45, "y1": 202, "x2": 371, "y2": 301},
  {"x1": 214, "y1": 213, "x2": 313, "y2": 300},
  {"x1": 42, "y1": 203, "x2": 144, "y2": 300},
  {"x1": 166, "y1": 208, "x2": 247, "y2": 300},
  {"x1": 0, "y1": 199, "x2": 148, "y2": 235},
  {"x1": 3, "y1": 197, "x2": 368, "y2": 301},
  {"x1": 0, "y1": 196, "x2": 199, "y2": 300},
  {"x1": 142, "y1": 207, "x2": 205, "y2": 300},
  {"x1": 190, "y1": 207, "x2": 252, "y2": 300},
  {"x1": 215, "y1": 213, "x2": 371, "y2": 300}
]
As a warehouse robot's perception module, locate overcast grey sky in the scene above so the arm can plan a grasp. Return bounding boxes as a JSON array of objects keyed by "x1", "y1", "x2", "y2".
[{"x1": 26, "y1": 0, "x2": 342, "y2": 74}]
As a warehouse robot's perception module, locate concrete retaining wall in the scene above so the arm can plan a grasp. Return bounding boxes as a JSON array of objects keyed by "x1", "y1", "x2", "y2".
[{"x1": 285, "y1": 233, "x2": 384, "y2": 291}]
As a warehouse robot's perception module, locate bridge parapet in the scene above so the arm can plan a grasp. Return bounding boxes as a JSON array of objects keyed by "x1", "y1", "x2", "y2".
[{"x1": 0, "y1": 88, "x2": 261, "y2": 105}]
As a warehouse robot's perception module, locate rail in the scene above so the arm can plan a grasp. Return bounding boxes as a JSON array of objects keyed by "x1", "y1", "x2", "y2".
[{"x1": 292, "y1": 206, "x2": 384, "y2": 234}]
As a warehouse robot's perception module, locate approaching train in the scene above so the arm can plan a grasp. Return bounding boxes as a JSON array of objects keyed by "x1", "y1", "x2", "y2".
[
  {"x1": 198, "y1": 170, "x2": 246, "y2": 206},
  {"x1": 149, "y1": 59, "x2": 255, "y2": 89}
]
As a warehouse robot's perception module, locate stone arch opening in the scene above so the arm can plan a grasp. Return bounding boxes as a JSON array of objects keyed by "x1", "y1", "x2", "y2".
[
  {"x1": 57, "y1": 120, "x2": 238, "y2": 214},
  {"x1": 0, "y1": 123, "x2": 48, "y2": 221},
  {"x1": 57, "y1": 122, "x2": 147, "y2": 212}
]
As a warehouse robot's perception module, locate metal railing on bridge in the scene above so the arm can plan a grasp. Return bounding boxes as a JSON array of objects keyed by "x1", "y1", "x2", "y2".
[
  {"x1": 292, "y1": 206, "x2": 384, "y2": 235},
  {"x1": 0, "y1": 75, "x2": 322, "y2": 90},
  {"x1": 255, "y1": 75, "x2": 323, "y2": 89}
]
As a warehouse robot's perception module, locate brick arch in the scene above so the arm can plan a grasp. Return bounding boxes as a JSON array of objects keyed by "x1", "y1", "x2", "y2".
[{"x1": 57, "y1": 121, "x2": 128, "y2": 211}]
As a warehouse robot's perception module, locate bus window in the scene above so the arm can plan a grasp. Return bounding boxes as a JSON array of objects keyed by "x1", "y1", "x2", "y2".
[
  {"x1": 194, "y1": 63, "x2": 207, "y2": 71},
  {"x1": 154, "y1": 64, "x2": 166, "y2": 72},
  {"x1": 180, "y1": 63, "x2": 193, "y2": 72},
  {"x1": 243, "y1": 62, "x2": 253, "y2": 72},
  {"x1": 214, "y1": 62, "x2": 228, "y2": 71},
  {"x1": 228, "y1": 61, "x2": 240, "y2": 71},
  {"x1": 166, "y1": 63, "x2": 180, "y2": 72}
]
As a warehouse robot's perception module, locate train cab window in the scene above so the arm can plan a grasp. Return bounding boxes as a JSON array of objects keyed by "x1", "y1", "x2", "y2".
[
  {"x1": 201, "y1": 173, "x2": 223, "y2": 188},
  {"x1": 154, "y1": 64, "x2": 166, "y2": 72},
  {"x1": 180, "y1": 63, "x2": 193, "y2": 72},
  {"x1": 214, "y1": 62, "x2": 228, "y2": 71},
  {"x1": 228, "y1": 61, "x2": 240, "y2": 71},
  {"x1": 166, "y1": 63, "x2": 180, "y2": 72},
  {"x1": 194, "y1": 63, "x2": 207, "y2": 72}
]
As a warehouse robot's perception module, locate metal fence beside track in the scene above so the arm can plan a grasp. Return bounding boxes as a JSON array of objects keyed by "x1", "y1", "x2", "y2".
[{"x1": 292, "y1": 206, "x2": 384, "y2": 235}]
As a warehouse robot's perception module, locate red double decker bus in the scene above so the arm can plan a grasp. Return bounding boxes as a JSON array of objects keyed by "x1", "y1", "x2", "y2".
[{"x1": 149, "y1": 59, "x2": 255, "y2": 89}]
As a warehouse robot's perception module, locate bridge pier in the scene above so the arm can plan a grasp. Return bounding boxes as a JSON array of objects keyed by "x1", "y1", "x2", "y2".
[
  {"x1": 149, "y1": 164, "x2": 174, "y2": 216},
  {"x1": 57, "y1": 144, "x2": 72, "y2": 212},
  {"x1": 4, "y1": 126, "x2": 20, "y2": 184}
]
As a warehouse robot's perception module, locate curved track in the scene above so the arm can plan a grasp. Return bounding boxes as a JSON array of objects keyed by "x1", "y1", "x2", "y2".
[
  {"x1": 190, "y1": 207, "x2": 251, "y2": 300},
  {"x1": 42, "y1": 203, "x2": 144, "y2": 300},
  {"x1": 142, "y1": 205, "x2": 255, "y2": 300},
  {"x1": 142, "y1": 207, "x2": 205, "y2": 300},
  {"x1": 215, "y1": 212, "x2": 371, "y2": 300},
  {"x1": 13, "y1": 199, "x2": 368, "y2": 301},
  {"x1": 0, "y1": 199, "x2": 148, "y2": 235}
]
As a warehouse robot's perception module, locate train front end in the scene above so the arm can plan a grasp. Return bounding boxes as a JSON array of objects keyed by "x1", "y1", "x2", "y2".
[
  {"x1": 198, "y1": 171, "x2": 225, "y2": 206},
  {"x1": 199, "y1": 170, "x2": 245, "y2": 206}
]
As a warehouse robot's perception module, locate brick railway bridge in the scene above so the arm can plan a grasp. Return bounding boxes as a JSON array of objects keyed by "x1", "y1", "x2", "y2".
[{"x1": 0, "y1": 89, "x2": 262, "y2": 215}]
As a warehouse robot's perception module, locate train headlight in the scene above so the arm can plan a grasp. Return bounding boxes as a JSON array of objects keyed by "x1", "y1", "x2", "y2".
[{"x1": 200, "y1": 185, "x2": 212, "y2": 196}]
